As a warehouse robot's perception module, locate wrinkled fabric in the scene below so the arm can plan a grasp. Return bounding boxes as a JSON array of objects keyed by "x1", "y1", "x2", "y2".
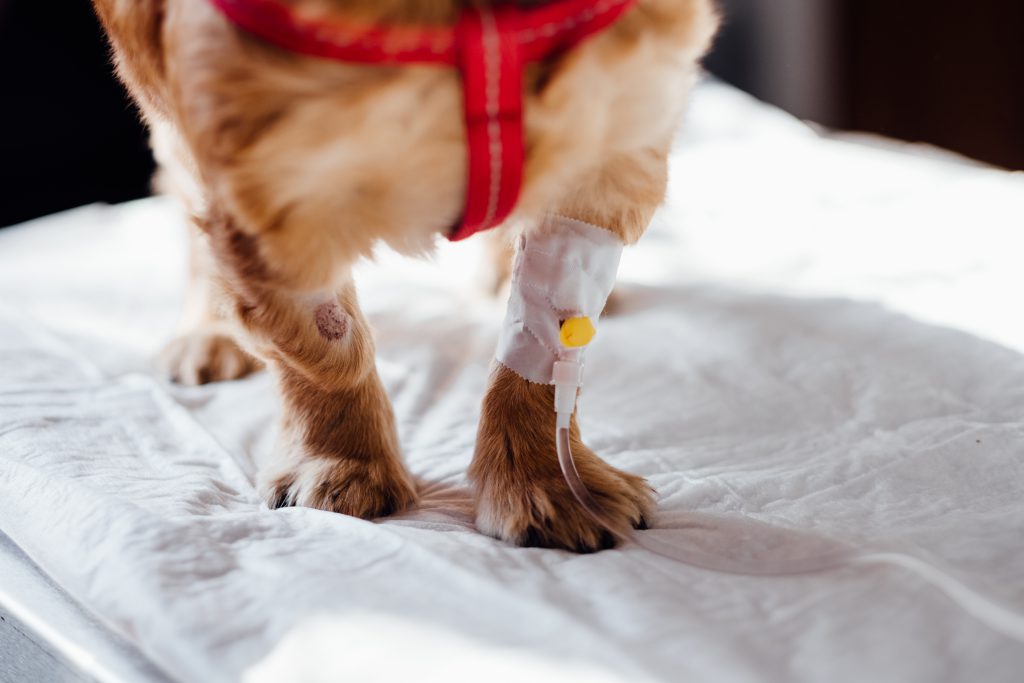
[{"x1": 1, "y1": 81, "x2": 1024, "y2": 683}]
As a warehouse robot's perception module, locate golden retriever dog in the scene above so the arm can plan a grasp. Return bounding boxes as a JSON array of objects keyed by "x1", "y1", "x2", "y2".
[{"x1": 91, "y1": 0, "x2": 718, "y2": 552}]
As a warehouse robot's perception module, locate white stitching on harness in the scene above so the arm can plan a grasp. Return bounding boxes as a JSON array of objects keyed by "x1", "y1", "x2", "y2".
[
  {"x1": 232, "y1": 0, "x2": 627, "y2": 56},
  {"x1": 518, "y1": 0, "x2": 626, "y2": 46},
  {"x1": 480, "y1": 9, "x2": 503, "y2": 227}
]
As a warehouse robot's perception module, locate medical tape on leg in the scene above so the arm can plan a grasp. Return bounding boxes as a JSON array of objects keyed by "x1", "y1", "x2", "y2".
[{"x1": 496, "y1": 214, "x2": 624, "y2": 386}]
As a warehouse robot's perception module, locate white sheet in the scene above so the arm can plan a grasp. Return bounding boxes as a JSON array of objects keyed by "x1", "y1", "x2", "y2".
[{"x1": 1, "y1": 81, "x2": 1023, "y2": 683}]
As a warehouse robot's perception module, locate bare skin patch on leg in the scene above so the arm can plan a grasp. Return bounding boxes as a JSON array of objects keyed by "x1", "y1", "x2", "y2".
[{"x1": 315, "y1": 301, "x2": 350, "y2": 341}]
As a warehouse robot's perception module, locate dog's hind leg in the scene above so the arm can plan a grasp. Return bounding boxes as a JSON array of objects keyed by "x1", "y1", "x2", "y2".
[
  {"x1": 142, "y1": 115, "x2": 262, "y2": 385},
  {"x1": 156, "y1": 225, "x2": 264, "y2": 385}
]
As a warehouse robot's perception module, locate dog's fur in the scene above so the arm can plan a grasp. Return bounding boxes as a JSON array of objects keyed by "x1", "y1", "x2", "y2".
[{"x1": 92, "y1": 0, "x2": 718, "y2": 552}]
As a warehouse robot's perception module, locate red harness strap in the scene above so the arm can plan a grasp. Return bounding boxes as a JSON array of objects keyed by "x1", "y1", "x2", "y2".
[{"x1": 208, "y1": 0, "x2": 639, "y2": 241}]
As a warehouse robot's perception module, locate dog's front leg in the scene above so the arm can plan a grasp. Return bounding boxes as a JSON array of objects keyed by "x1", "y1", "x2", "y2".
[
  {"x1": 203, "y1": 210, "x2": 416, "y2": 518},
  {"x1": 255, "y1": 285, "x2": 417, "y2": 517},
  {"x1": 470, "y1": 152, "x2": 674, "y2": 551},
  {"x1": 470, "y1": 215, "x2": 655, "y2": 552}
]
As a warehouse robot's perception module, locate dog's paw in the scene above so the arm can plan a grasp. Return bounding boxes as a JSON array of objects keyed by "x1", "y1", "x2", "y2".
[
  {"x1": 472, "y1": 435, "x2": 654, "y2": 553},
  {"x1": 259, "y1": 448, "x2": 417, "y2": 519},
  {"x1": 157, "y1": 328, "x2": 262, "y2": 385}
]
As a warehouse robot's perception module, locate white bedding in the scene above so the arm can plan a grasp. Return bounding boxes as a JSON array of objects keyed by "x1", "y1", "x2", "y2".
[{"x1": 1, "y1": 81, "x2": 1023, "y2": 683}]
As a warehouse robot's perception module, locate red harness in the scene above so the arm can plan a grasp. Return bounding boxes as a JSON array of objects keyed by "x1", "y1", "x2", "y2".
[{"x1": 207, "y1": 0, "x2": 638, "y2": 241}]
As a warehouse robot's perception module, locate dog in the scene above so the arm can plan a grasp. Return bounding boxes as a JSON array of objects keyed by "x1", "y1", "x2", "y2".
[{"x1": 91, "y1": 0, "x2": 718, "y2": 552}]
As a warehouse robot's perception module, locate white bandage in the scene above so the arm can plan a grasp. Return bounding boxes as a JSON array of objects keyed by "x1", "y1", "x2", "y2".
[{"x1": 496, "y1": 214, "x2": 624, "y2": 385}]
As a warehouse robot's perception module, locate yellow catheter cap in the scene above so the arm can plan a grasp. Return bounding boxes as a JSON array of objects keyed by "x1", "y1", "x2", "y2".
[{"x1": 559, "y1": 317, "x2": 596, "y2": 348}]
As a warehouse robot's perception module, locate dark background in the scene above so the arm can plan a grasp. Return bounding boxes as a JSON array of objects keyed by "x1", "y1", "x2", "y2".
[
  {"x1": 0, "y1": 1, "x2": 155, "y2": 228},
  {"x1": 707, "y1": 0, "x2": 1024, "y2": 169},
  {"x1": 1, "y1": 0, "x2": 1022, "y2": 228}
]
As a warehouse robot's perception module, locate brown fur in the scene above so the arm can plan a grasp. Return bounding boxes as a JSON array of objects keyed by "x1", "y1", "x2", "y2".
[
  {"x1": 92, "y1": 0, "x2": 718, "y2": 547},
  {"x1": 470, "y1": 364, "x2": 654, "y2": 552}
]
